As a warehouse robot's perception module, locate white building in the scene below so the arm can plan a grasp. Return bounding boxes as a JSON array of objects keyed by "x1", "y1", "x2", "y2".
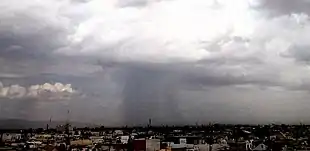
[
  {"x1": 146, "y1": 139, "x2": 160, "y2": 151},
  {"x1": 120, "y1": 136, "x2": 130, "y2": 144},
  {"x1": 253, "y1": 143, "x2": 267, "y2": 151},
  {"x1": 2, "y1": 133, "x2": 22, "y2": 142}
]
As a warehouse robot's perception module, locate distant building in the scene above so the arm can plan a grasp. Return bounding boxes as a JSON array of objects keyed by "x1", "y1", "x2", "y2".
[
  {"x1": 34, "y1": 134, "x2": 52, "y2": 142},
  {"x1": 2, "y1": 133, "x2": 22, "y2": 142},
  {"x1": 120, "y1": 136, "x2": 130, "y2": 144},
  {"x1": 70, "y1": 139, "x2": 92, "y2": 146},
  {"x1": 114, "y1": 130, "x2": 124, "y2": 136},
  {"x1": 253, "y1": 143, "x2": 267, "y2": 151},
  {"x1": 146, "y1": 139, "x2": 160, "y2": 151},
  {"x1": 133, "y1": 139, "x2": 161, "y2": 151}
]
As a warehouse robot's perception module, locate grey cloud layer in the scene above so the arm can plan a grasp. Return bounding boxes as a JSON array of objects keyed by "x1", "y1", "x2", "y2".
[
  {"x1": 258, "y1": 0, "x2": 310, "y2": 16},
  {"x1": 2, "y1": 0, "x2": 310, "y2": 124}
]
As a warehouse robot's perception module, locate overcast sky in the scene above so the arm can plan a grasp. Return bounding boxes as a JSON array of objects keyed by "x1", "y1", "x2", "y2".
[{"x1": 1, "y1": 0, "x2": 310, "y2": 125}]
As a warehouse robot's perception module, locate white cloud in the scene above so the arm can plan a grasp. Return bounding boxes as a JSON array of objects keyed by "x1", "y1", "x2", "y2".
[
  {"x1": 0, "y1": 81, "x2": 76, "y2": 99},
  {"x1": 48, "y1": 0, "x2": 257, "y2": 62},
  {"x1": 7, "y1": 85, "x2": 27, "y2": 99},
  {"x1": 0, "y1": 0, "x2": 307, "y2": 64}
]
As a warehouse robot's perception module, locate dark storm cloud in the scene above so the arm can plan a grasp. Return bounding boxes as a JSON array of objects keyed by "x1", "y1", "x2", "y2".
[
  {"x1": 259, "y1": 0, "x2": 310, "y2": 16},
  {"x1": 106, "y1": 61, "x2": 310, "y2": 124},
  {"x1": 105, "y1": 60, "x2": 287, "y2": 125},
  {"x1": 0, "y1": 98, "x2": 37, "y2": 119},
  {"x1": 109, "y1": 61, "x2": 253, "y2": 88},
  {"x1": 116, "y1": 65, "x2": 184, "y2": 125},
  {"x1": 0, "y1": 22, "x2": 69, "y2": 59},
  {"x1": 118, "y1": 0, "x2": 149, "y2": 7},
  {"x1": 288, "y1": 45, "x2": 310, "y2": 63},
  {"x1": 0, "y1": 0, "x2": 74, "y2": 60}
]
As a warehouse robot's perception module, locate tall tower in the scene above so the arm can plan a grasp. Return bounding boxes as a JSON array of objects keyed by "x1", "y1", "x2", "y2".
[
  {"x1": 148, "y1": 118, "x2": 152, "y2": 127},
  {"x1": 46, "y1": 116, "x2": 52, "y2": 130},
  {"x1": 65, "y1": 110, "x2": 71, "y2": 146}
]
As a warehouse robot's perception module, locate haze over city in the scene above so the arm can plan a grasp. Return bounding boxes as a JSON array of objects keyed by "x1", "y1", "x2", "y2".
[{"x1": 1, "y1": 0, "x2": 310, "y2": 126}]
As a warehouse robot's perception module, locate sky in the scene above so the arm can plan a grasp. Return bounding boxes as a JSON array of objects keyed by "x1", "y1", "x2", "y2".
[{"x1": 1, "y1": 0, "x2": 310, "y2": 125}]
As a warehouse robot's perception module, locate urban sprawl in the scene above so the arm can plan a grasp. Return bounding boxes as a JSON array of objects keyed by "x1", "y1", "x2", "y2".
[{"x1": 1, "y1": 123, "x2": 310, "y2": 151}]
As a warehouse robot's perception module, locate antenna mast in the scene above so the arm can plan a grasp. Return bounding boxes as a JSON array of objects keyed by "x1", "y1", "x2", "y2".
[{"x1": 65, "y1": 110, "x2": 71, "y2": 146}]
